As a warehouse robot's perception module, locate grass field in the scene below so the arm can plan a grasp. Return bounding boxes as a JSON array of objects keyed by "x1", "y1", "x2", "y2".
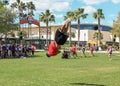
[{"x1": 0, "y1": 51, "x2": 120, "y2": 86}]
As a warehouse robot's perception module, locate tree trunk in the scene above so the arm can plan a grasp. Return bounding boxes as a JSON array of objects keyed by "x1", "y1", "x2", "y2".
[
  {"x1": 69, "y1": 22, "x2": 71, "y2": 47},
  {"x1": 78, "y1": 19, "x2": 80, "y2": 45},
  {"x1": 98, "y1": 18, "x2": 101, "y2": 50},
  {"x1": 119, "y1": 37, "x2": 120, "y2": 51},
  {"x1": 28, "y1": 24, "x2": 30, "y2": 38},
  {"x1": 39, "y1": 26, "x2": 40, "y2": 49},
  {"x1": 46, "y1": 22, "x2": 48, "y2": 47}
]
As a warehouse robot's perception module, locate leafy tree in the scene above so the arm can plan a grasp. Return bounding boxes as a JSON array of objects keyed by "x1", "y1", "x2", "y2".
[
  {"x1": 17, "y1": 30, "x2": 27, "y2": 38},
  {"x1": 93, "y1": 32, "x2": 103, "y2": 40},
  {"x1": 1, "y1": 0, "x2": 9, "y2": 7},
  {"x1": 64, "y1": 11, "x2": 74, "y2": 46},
  {"x1": 48, "y1": 14, "x2": 55, "y2": 42},
  {"x1": 26, "y1": 1, "x2": 35, "y2": 16},
  {"x1": 0, "y1": 3, "x2": 17, "y2": 34},
  {"x1": 10, "y1": 0, "x2": 26, "y2": 31},
  {"x1": 26, "y1": 1, "x2": 36, "y2": 38},
  {"x1": 11, "y1": 0, "x2": 26, "y2": 19},
  {"x1": 67, "y1": 32, "x2": 75, "y2": 38},
  {"x1": 93, "y1": 9, "x2": 105, "y2": 49},
  {"x1": 74, "y1": 8, "x2": 88, "y2": 45},
  {"x1": 39, "y1": 9, "x2": 55, "y2": 46}
]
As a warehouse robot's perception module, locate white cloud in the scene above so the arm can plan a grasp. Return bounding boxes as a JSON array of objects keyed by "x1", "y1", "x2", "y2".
[
  {"x1": 81, "y1": 0, "x2": 108, "y2": 5},
  {"x1": 112, "y1": 0, "x2": 120, "y2": 4},
  {"x1": 81, "y1": 6, "x2": 96, "y2": 13},
  {"x1": 51, "y1": 2, "x2": 70, "y2": 12},
  {"x1": 9, "y1": 0, "x2": 71, "y2": 12}
]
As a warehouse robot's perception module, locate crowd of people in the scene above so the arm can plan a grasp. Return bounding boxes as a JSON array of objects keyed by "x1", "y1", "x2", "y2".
[
  {"x1": 0, "y1": 43, "x2": 36, "y2": 59},
  {"x1": 62, "y1": 43, "x2": 97, "y2": 59},
  {"x1": 62, "y1": 42, "x2": 114, "y2": 60},
  {"x1": 0, "y1": 41, "x2": 114, "y2": 60}
]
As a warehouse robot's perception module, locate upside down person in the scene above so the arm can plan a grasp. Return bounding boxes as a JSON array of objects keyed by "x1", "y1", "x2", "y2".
[{"x1": 46, "y1": 18, "x2": 71, "y2": 57}]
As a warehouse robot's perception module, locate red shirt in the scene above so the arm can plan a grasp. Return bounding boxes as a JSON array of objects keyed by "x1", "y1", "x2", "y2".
[
  {"x1": 90, "y1": 47, "x2": 93, "y2": 53},
  {"x1": 48, "y1": 41, "x2": 59, "y2": 56},
  {"x1": 72, "y1": 46, "x2": 77, "y2": 52}
]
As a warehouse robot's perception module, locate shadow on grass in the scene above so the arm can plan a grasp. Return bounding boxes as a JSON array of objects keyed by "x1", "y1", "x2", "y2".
[{"x1": 69, "y1": 83, "x2": 105, "y2": 86}]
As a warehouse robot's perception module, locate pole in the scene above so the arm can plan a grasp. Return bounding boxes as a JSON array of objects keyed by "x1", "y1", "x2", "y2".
[{"x1": 39, "y1": 26, "x2": 40, "y2": 49}]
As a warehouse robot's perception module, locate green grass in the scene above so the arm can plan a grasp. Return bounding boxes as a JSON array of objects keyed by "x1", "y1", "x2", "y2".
[{"x1": 0, "y1": 51, "x2": 120, "y2": 86}]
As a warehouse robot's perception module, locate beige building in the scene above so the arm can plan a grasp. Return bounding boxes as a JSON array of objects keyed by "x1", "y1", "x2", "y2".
[{"x1": 15, "y1": 23, "x2": 116, "y2": 44}]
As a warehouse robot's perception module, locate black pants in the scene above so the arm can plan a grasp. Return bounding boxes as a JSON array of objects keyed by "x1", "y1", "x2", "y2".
[{"x1": 55, "y1": 29, "x2": 68, "y2": 45}]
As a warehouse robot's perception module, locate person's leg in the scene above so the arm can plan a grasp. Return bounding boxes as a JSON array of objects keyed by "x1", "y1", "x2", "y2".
[
  {"x1": 54, "y1": 19, "x2": 71, "y2": 46},
  {"x1": 55, "y1": 23, "x2": 69, "y2": 45},
  {"x1": 75, "y1": 52, "x2": 77, "y2": 57},
  {"x1": 60, "y1": 22, "x2": 70, "y2": 34},
  {"x1": 109, "y1": 53, "x2": 112, "y2": 60}
]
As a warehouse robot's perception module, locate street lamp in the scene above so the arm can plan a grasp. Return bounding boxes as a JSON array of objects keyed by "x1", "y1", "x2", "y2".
[
  {"x1": 27, "y1": 15, "x2": 33, "y2": 39},
  {"x1": 27, "y1": 16, "x2": 33, "y2": 44}
]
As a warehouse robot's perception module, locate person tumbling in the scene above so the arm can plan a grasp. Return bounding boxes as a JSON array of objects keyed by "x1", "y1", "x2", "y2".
[{"x1": 46, "y1": 18, "x2": 72, "y2": 57}]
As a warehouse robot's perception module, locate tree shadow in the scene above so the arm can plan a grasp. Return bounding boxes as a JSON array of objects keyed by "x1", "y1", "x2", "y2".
[{"x1": 69, "y1": 82, "x2": 105, "y2": 86}]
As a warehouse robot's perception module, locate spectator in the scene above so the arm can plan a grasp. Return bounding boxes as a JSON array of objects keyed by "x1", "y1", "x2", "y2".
[
  {"x1": 81, "y1": 44, "x2": 86, "y2": 57},
  {"x1": 71, "y1": 44, "x2": 77, "y2": 58}
]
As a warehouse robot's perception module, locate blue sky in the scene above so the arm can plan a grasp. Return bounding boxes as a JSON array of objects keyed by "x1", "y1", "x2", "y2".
[{"x1": 9, "y1": 0, "x2": 120, "y2": 26}]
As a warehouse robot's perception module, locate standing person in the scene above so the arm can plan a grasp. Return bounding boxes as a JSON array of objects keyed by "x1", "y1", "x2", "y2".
[
  {"x1": 81, "y1": 44, "x2": 86, "y2": 57},
  {"x1": 46, "y1": 18, "x2": 71, "y2": 57},
  {"x1": 71, "y1": 43, "x2": 77, "y2": 58},
  {"x1": 106, "y1": 45, "x2": 110, "y2": 54},
  {"x1": 31, "y1": 44, "x2": 36, "y2": 56},
  {"x1": 108, "y1": 46, "x2": 113, "y2": 60},
  {"x1": 89, "y1": 45, "x2": 94, "y2": 56}
]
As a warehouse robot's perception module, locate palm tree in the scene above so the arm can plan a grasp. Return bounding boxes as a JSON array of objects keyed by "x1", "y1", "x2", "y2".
[
  {"x1": 74, "y1": 8, "x2": 88, "y2": 45},
  {"x1": 26, "y1": 1, "x2": 35, "y2": 38},
  {"x1": 64, "y1": 11, "x2": 74, "y2": 46},
  {"x1": 2, "y1": 0, "x2": 9, "y2": 7},
  {"x1": 11, "y1": 0, "x2": 26, "y2": 31},
  {"x1": 26, "y1": 1, "x2": 35, "y2": 16},
  {"x1": 10, "y1": 2, "x2": 17, "y2": 12},
  {"x1": 48, "y1": 14, "x2": 55, "y2": 42},
  {"x1": 39, "y1": 9, "x2": 55, "y2": 47},
  {"x1": 93, "y1": 9, "x2": 105, "y2": 50},
  {"x1": 11, "y1": 0, "x2": 26, "y2": 18}
]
